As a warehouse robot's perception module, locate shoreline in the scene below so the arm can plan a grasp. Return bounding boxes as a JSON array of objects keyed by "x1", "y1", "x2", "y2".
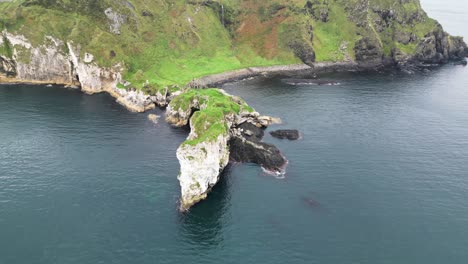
[
  {"x1": 1, "y1": 59, "x2": 464, "y2": 113},
  {"x1": 1, "y1": 61, "x2": 369, "y2": 113},
  {"x1": 187, "y1": 61, "x2": 383, "y2": 88},
  {"x1": 0, "y1": 75, "x2": 154, "y2": 113}
]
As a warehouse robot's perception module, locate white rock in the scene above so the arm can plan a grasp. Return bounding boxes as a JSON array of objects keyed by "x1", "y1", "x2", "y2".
[
  {"x1": 147, "y1": 114, "x2": 160, "y2": 124},
  {"x1": 84, "y1": 53, "x2": 94, "y2": 63},
  {"x1": 177, "y1": 134, "x2": 230, "y2": 211},
  {"x1": 104, "y1": 8, "x2": 125, "y2": 35}
]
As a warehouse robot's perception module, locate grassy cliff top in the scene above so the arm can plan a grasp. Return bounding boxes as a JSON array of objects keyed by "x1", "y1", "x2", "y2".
[
  {"x1": 168, "y1": 88, "x2": 253, "y2": 145},
  {"x1": 0, "y1": 0, "x2": 459, "y2": 91}
]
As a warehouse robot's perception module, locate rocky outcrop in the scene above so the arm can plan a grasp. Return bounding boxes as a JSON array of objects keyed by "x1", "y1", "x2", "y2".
[
  {"x1": 166, "y1": 88, "x2": 287, "y2": 211},
  {"x1": 165, "y1": 93, "x2": 204, "y2": 127},
  {"x1": 270, "y1": 129, "x2": 300, "y2": 140},
  {"x1": 67, "y1": 42, "x2": 121, "y2": 94},
  {"x1": 104, "y1": 8, "x2": 125, "y2": 35},
  {"x1": 337, "y1": 0, "x2": 468, "y2": 68},
  {"x1": 354, "y1": 36, "x2": 385, "y2": 66},
  {"x1": 0, "y1": 56, "x2": 16, "y2": 78},
  {"x1": 1, "y1": 32, "x2": 75, "y2": 84},
  {"x1": 414, "y1": 26, "x2": 468, "y2": 64},
  {"x1": 177, "y1": 133, "x2": 230, "y2": 212},
  {"x1": 107, "y1": 86, "x2": 156, "y2": 112},
  {"x1": 0, "y1": 31, "x2": 158, "y2": 112},
  {"x1": 230, "y1": 122, "x2": 287, "y2": 175}
]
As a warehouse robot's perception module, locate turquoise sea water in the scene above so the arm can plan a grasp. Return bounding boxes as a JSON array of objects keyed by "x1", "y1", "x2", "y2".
[{"x1": 1, "y1": 1, "x2": 468, "y2": 263}]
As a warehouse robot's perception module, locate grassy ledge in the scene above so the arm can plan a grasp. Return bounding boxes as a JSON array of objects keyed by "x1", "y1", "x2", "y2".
[{"x1": 168, "y1": 88, "x2": 254, "y2": 146}]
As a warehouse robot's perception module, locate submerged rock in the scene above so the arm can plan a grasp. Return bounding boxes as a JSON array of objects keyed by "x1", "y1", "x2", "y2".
[
  {"x1": 270, "y1": 129, "x2": 300, "y2": 140},
  {"x1": 147, "y1": 114, "x2": 160, "y2": 124}
]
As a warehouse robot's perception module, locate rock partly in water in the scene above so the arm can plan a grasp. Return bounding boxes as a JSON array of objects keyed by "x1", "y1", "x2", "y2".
[
  {"x1": 256, "y1": 115, "x2": 282, "y2": 127},
  {"x1": 229, "y1": 122, "x2": 288, "y2": 175},
  {"x1": 453, "y1": 59, "x2": 467, "y2": 66},
  {"x1": 166, "y1": 89, "x2": 255, "y2": 211},
  {"x1": 177, "y1": 133, "x2": 230, "y2": 212},
  {"x1": 166, "y1": 89, "x2": 287, "y2": 210},
  {"x1": 270, "y1": 129, "x2": 301, "y2": 140},
  {"x1": 147, "y1": 114, "x2": 160, "y2": 124}
]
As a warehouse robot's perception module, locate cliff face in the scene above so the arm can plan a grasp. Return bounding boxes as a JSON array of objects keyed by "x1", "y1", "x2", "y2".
[
  {"x1": 0, "y1": 31, "x2": 159, "y2": 112},
  {"x1": 177, "y1": 134, "x2": 230, "y2": 211}
]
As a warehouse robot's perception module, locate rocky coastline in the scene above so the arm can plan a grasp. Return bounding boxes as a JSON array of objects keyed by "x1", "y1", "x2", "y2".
[{"x1": 188, "y1": 50, "x2": 467, "y2": 89}]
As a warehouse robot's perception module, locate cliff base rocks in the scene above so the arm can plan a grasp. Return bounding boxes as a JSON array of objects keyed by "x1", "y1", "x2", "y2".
[
  {"x1": 270, "y1": 130, "x2": 300, "y2": 140},
  {"x1": 230, "y1": 122, "x2": 288, "y2": 175}
]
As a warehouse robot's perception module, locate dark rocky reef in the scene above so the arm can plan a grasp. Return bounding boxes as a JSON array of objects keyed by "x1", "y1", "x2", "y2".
[
  {"x1": 229, "y1": 122, "x2": 287, "y2": 175},
  {"x1": 270, "y1": 130, "x2": 300, "y2": 140}
]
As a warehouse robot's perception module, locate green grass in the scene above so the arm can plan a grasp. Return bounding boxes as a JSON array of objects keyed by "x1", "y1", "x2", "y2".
[
  {"x1": 309, "y1": 4, "x2": 358, "y2": 61},
  {"x1": 0, "y1": 35, "x2": 13, "y2": 58},
  {"x1": 396, "y1": 42, "x2": 417, "y2": 55},
  {"x1": 168, "y1": 88, "x2": 254, "y2": 146}
]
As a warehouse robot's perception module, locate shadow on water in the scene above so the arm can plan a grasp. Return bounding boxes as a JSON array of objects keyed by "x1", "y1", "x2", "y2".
[{"x1": 176, "y1": 165, "x2": 233, "y2": 248}]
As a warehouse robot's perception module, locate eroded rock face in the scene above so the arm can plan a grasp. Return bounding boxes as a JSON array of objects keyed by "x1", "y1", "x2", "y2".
[
  {"x1": 67, "y1": 42, "x2": 121, "y2": 94},
  {"x1": 165, "y1": 99, "x2": 200, "y2": 127},
  {"x1": 0, "y1": 31, "x2": 157, "y2": 112},
  {"x1": 109, "y1": 87, "x2": 155, "y2": 112},
  {"x1": 414, "y1": 27, "x2": 468, "y2": 64},
  {"x1": 177, "y1": 134, "x2": 230, "y2": 211},
  {"x1": 229, "y1": 122, "x2": 287, "y2": 175},
  {"x1": 104, "y1": 8, "x2": 125, "y2": 35},
  {"x1": 0, "y1": 56, "x2": 16, "y2": 77},
  {"x1": 354, "y1": 36, "x2": 384, "y2": 64},
  {"x1": 1, "y1": 33, "x2": 75, "y2": 84},
  {"x1": 166, "y1": 89, "x2": 288, "y2": 211}
]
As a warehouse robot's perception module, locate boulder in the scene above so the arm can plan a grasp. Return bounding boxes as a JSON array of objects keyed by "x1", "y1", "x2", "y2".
[
  {"x1": 229, "y1": 122, "x2": 287, "y2": 175},
  {"x1": 147, "y1": 114, "x2": 160, "y2": 124},
  {"x1": 270, "y1": 129, "x2": 300, "y2": 140}
]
